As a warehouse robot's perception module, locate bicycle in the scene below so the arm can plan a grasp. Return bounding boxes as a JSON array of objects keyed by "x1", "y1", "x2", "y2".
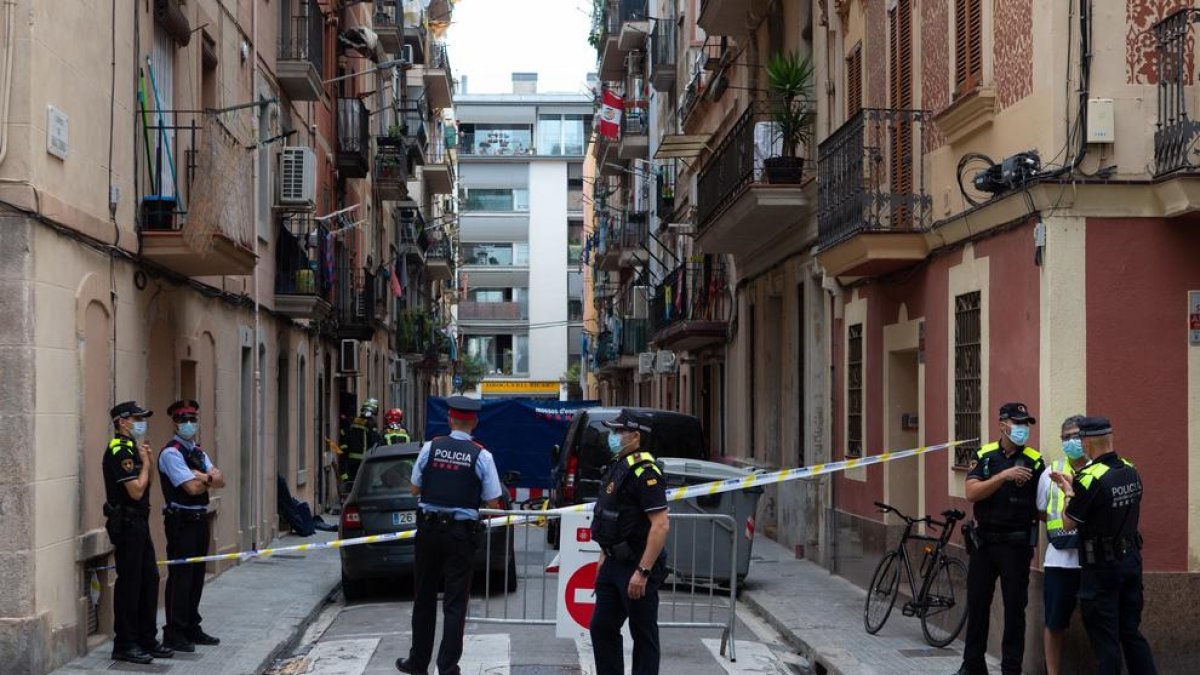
[{"x1": 863, "y1": 501, "x2": 969, "y2": 648}]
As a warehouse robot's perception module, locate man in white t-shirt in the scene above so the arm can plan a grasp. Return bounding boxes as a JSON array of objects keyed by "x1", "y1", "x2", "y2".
[{"x1": 1036, "y1": 415, "x2": 1089, "y2": 675}]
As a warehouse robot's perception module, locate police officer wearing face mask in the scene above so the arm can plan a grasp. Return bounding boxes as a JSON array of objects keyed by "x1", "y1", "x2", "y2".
[
  {"x1": 103, "y1": 401, "x2": 174, "y2": 665},
  {"x1": 157, "y1": 400, "x2": 224, "y2": 653},
  {"x1": 1052, "y1": 416, "x2": 1157, "y2": 675},
  {"x1": 954, "y1": 402, "x2": 1044, "y2": 675},
  {"x1": 590, "y1": 409, "x2": 670, "y2": 675}
]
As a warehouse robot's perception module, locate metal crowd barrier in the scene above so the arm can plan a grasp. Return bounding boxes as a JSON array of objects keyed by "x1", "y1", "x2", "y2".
[{"x1": 467, "y1": 509, "x2": 738, "y2": 661}]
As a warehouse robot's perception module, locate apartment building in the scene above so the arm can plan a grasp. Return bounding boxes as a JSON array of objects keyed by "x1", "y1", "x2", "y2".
[
  {"x1": 453, "y1": 80, "x2": 590, "y2": 400},
  {"x1": 586, "y1": 0, "x2": 1200, "y2": 669},
  {"x1": 0, "y1": 1, "x2": 456, "y2": 671}
]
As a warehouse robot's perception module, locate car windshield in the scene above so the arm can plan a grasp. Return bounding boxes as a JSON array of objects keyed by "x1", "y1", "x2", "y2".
[{"x1": 359, "y1": 457, "x2": 416, "y2": 497}]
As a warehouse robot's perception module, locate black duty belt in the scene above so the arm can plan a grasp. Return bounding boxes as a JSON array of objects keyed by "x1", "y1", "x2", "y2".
[
  {"x1": 979, "y1": 528, "x2": 1035, "y2": 546},
  {"x1": 417, "y1": 510, "x2": 477, "y2": 527},
  {"x1": 104, "y1": 503, "x2": 150, "y2": 519},
  {"x1": 164, "y1": 507, "x2": 207, "y2": 521}
]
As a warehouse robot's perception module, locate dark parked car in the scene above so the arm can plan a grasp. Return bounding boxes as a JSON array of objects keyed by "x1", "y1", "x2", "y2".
[
  {"x1": 546, "y1": 407, "x2": 709, "y2": 547},
  {"x1": 338, "y1": 442, "x2": 518, "y2": 600}
]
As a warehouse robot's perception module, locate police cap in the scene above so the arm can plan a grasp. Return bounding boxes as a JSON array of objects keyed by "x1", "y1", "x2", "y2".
[
  {"x1": 446, "y1": 396, "x2": 482, "y2": 421},
  {"x1": 110, "y1": 400, "x2": 153, "y2": 421},
  {"x1": 998, "y1": 402, "x2": 1037, "y2": 424},
  {"x1": 167, "y1": 399, "x2": 200, "y2": 419},
  {"x1": 1076, "y1": 416, "x2": 1113, "y2": 438},
  {"x1": 602, "y1": 409, "x2": 652, "y2": 433}
]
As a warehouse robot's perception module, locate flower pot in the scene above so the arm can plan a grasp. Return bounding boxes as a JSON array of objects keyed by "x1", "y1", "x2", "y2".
[{"x1": 763, "y1": 156, "x2": 805, "y2": 184}]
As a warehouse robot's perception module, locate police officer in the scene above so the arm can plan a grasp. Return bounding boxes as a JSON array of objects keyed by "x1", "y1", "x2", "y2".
[
  {"x1": 158, "y1": 400, "x2": 224, "y2": 652},
  {"x1": 103, "y1": 401, "x2": 174, "y2": 664},
  {"x1": 590, "y1": 409, "x2": 670, "y2": 675},
  {"x1": 339, "y1": 398, "x2": 381, "y2": 488},
  {"x1": 396, "y1": 396, "x2": 503, "y2": 675},
  {"x1": 1052, "y1": 416, "x2": 1158, "y2": 675},
  {"x1": 1036, "y1": 415, "x2": 1088, "y2": 675},
  {"x1": 383, "y1": 408, "x2": 411, "y2": 445},
  {"x1": 954, "y1": 402, "x2": 1044, "y2": 675}
]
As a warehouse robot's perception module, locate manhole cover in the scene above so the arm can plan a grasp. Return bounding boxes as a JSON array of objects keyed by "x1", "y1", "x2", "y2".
[{"x1": 510, "y1": 666, "x2": 584, "y2": 675}]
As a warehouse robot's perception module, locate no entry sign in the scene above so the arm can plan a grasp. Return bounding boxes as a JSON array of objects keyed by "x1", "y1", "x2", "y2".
[
  {"x1": 564, "y1": 561, "x2": 599, "y2": 629},
  {"x1": 555, "y1": 511, "x2": 600, "y2": 638}
]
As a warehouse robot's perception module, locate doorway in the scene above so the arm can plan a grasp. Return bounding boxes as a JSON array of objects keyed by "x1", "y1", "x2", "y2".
[
  {"x1": 885, "y1": 348, "x2": 920, "y2": 520},
  {"x1": 276, "y1": 354, "x2": 290, "y2": 492}
]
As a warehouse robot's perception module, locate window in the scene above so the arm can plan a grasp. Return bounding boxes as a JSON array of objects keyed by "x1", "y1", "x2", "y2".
[
  {"x1": 568, "y1": 220, "x2": 584, "y2": 263},
  {"x1": 537, "y1": 114, "x2": 589, "y2": 155},
  {"x1": 568, "y1": 164, "x2": 584, "y2": 212},
  {"x1": 847, "y1": 323, "x2": 863, "y2": 458},
  {"x1": 463, "y1": 188, "x2": 529, "y2": 211},
  {"x1": 954, "y1": 0, "x2": 983, "y2": 96},
  {"x1": 466, "y1": 334, "x2": 529, "y2": 375},
  {"x1": 460, "y1": 123, "x2": 533, "y2": 155},
  {"x1": 890, "y1": 0, "x2": 914, "y2": 223},
  {"x1": 461, "y1": 242, "x2": 529, "y2": 266},
  {"x1": 954, "y1": 291, "x2": 981, "y2": 469},
  {"x1": 846, "y1": 43, "x2": 863, "y2": 118}
]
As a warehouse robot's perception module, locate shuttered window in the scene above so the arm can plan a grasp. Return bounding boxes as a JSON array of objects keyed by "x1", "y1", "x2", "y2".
[
  {"x1": 889, "y1": 0, "x2": 913, "y2": 225},
  {"x1": 846, "y1": 44, "x2": 863, "y2": 118},
  {"x1": 954, "y1": 0, "x2": 983, "y2": 95}
]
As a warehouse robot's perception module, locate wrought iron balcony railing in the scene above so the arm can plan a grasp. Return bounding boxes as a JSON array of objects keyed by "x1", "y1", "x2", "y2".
[
  {"x1": 816, "y1": 107, "x2": 930, "y2": 250},
  {"x1": 651, "y1": 19, "x2": 676, "y2": 90},
  {"x1": 337, "y1": 98, "x2": 370, "y2": 177},
  {"x1": 276, "y1": 214, "x2": 329, "y2": 297},
  {"x1": 657, "y1": 162, "x2": 677, "y2": 218},
  {"x1": 1154, "y1": 8, "x2": 1200, "y2": 176},
  {"x1": 650, "y1": 259, "x2": 729, "y2": 336},
  {"x1": 280, "y1": 1, "x2": 324, "y2": 74}
]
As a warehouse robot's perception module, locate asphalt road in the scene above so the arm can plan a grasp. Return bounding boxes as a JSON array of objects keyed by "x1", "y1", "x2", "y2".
[{"x1": 267, "y1": 523, "x2": 812, "y2": 675}]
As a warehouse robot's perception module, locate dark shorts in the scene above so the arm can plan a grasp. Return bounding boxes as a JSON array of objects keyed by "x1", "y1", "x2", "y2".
[{"x1": 1043, "y1": 566, "x2": 1081, "y2": 630}]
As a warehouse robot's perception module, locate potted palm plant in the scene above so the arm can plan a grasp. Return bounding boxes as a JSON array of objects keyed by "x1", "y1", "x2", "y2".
[{"x1": 763, "y1": 50, "x2": 815, "y2": 184}]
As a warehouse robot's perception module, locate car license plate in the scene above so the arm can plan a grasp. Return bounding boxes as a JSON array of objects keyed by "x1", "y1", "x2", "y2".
[{"x1": 392, "y1": 511, "x2": 416, "y2": 526}]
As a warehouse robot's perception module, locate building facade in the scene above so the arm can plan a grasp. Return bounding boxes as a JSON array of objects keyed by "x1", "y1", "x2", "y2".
[
  {"x1": 0, "y1": 0, "x2": 457, "y2": 671},
  {"x1": 454, "y1": 81, "x2": 590, "y2": 400},
  {"x1": 586, "y1": 0, "x2": 1200, "y2": 670}
]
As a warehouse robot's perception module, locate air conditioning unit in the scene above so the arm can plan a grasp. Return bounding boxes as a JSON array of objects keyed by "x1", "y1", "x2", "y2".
[
  {"x1": 638, "y1": 352, "x2": 655, "y2": 375},
  {"x1": 338, "y1": 339, "x2": 360, "y2": 373},
  {"x1": 399, "y1": 44, "x2": 414, "y2": 66},
  {"x1": 655, "y1": 349, "x2": 676, "y2": 373},
  {"x1": 630, "y1": 286, "x2": 650, "y2": 320},
  {"x1": 279, "y1": 146, "x2": 316, "y2": 208}
]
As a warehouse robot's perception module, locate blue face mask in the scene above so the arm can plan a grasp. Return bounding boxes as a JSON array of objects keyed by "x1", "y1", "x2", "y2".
[
  {"x1": 1062, "y1": 438, "x2": 1085, "y2": 460},
  {"x1": 177, "y1": 422, "x2": 198, "y2": 440},
  {"x1": 607, "y1": 432, "x2": 624, "y2": 455},
  {"x1": 130, "y1": 420, "x2": 148, "y2": 440},
  {"x1": 1008, "y1": 424, "x2": 1030, "y2": 446}
]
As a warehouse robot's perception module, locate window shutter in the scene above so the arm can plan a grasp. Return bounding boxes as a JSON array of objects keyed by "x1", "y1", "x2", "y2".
[
  {"x1": 846, "y1": 44, "x2": 863, "y2": 118},
  {"x1": 889, "y1": 0, "x2": 914, "y2": 226},
  {"x1": 954, "y1": 0, "x2": 969, "y2": 90},
  {"x1": 968, "y1": 0, "x2": 983, "y2": 87},
  {"x1": 955, "y1": 0, "x2": 983, "y2": 95}
]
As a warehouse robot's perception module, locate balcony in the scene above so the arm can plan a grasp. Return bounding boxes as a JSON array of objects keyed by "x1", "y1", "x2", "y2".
[
  {"x1": 650, "y1": 260, "x2": 730, "y2": 351},
  {"x1": 396, "y1": 309, "x2": 444, "y2": 363},
  {"x1": 337, "y1": 98, "x2": 370, "y2": 178},
  {"x1": 617, "y1": 0, "x2": 651, "y2": 51},
  {"x1": 657, "y1": 163, "x2": 677, "y2": 221},
  {"x1": 596, "y1": 213, "x2": 648, "y2": 271},
  {"x1": 275, "y1": 214, "x2": 332, "y2": 320},
  {"x1": 335, "y1": 268, "x2": 381, "y2": 340},
  {"x1": 619, "y1": 108, "x2": 650, "y2": 160},
  {"x1": 815, "y1": 108, "x2": 932, "y2": 278},
  {"x1": 698, "y1": 0, "x2": 771, "y2": 37},
  {"x1": 696, "y1": 102, "x2": 812, "y2": 257},
  {"x1": 650, "y1": 20, "x2": 676, "y2": 91},
  {"x1": 372, "y1": 1, "x2": 402, "y2": 54},
  {"x1": 396, "y1": 207, "x2": 430, "y2": 260},
  {"x1": 137, "y1": 112, "x2": 256, "y2": 276},
  {"x1": 424, "y1": 44, "x2": 454, "y2": 109},
  {"x1": 375, "y1": 144, "x2": 409, "y2": 201},
  {"x1": 459, "y1": 301, "x2": 528, "y2": 322},
  {"x1": 595, "y1": 317, "x2": 648, "y2": 372},
  {"x1": 278, "y1": 2, "x2": 325, "y2": 101},
  {"x1": 425, "y1": 236, "x2": 453, "y2": 281},
  {"x1": 423, "y1": 127, "x2": 455, "y2": 195},
  {"x1": 401, "y1": 0, "x2": 427, "y2": 63},
  {"x1": 1154, "y1": 9, "x2": 1200, "y2": 176}
]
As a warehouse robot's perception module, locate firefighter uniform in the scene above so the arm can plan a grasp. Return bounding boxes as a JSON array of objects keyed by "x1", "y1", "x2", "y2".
[
  {"x1": 590, "y1": 411, "x2": 668, "y2": 675},
  {"x1": 383, "y1": 428, "x2": 411, "y2": 445},
  {"x1": 103, "y1": 401, "x2": 169, "y2": 663},
  {"x1": 958, "y1": 403, "x2": 1044, "y2": 675},
  {"x1": 1064, "y1": 417, "x2": 1157, "y2": 675},
  {"x1": 398, "y1": 397, "x2": 502, "y2": 675},
  {"x1": 339, "y1": 414, "x2": 381, "y2": 484}
]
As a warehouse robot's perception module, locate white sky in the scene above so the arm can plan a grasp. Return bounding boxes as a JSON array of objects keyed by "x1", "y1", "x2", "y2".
[{"x1": 446, "y1": 0, "x2": 596, "y2": 95}]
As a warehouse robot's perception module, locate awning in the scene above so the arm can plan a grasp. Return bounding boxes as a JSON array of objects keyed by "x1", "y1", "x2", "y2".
[{"x1": 655, "y1": 134, "x2": 711, "y2": 159}]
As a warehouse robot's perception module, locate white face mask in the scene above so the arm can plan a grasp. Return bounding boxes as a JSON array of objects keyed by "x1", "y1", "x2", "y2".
[{"x1": 130, "y1": 420, "x2": 148, "y2": 440}]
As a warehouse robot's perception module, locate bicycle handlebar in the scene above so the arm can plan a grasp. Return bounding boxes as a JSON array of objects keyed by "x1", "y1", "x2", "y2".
[{"x1": 875, "y1": 502, "x2": 965, "y2": 529}]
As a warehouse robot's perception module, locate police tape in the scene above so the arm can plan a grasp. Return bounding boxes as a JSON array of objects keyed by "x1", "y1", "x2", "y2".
[{"x1": 135, "y1": 439, "x2": 969, "y2": 568}]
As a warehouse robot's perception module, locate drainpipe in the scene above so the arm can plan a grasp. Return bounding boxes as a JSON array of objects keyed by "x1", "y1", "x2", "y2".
[{"x1": 251, "y1": 0, "x2": 263, "y2": 549}]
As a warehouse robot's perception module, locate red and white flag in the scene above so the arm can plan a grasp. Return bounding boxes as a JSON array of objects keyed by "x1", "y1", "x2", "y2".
[{"x1": 598, "y1": 90, "x2": 624, "y2": 140}]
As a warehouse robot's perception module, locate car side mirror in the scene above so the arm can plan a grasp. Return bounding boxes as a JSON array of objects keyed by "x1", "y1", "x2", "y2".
[{"x1": 550, "y1": 444, "x2": 561, "y2": 464}]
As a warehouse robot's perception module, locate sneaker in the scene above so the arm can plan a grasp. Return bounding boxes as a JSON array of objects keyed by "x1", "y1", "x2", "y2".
[
  {"x1": 163, "y1": 635, "x2": 196, "y2": 653},
  {"x1": 395, "y1": 658, "x2": 429, "y2": 675},
  {"x1": 112, "y1": 646, "x2": 153, "y2": 665},
  {"x1": 141, "y1": 642, "x2": 175, "y2": 659},
  {"x1": 187, "y1": 629, "x2": 221, "y2": 646}
]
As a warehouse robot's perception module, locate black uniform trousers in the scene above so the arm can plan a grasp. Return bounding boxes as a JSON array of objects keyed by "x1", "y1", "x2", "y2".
[
  {"x1": 409, "y1": 515, "x2": 479, "y2": 674},
  {"x1": 109, "y1": 513, "x2": 160, "y2": 651},
  {"x1": 163, "y1": 510, "x2": 210, "y2": 640},
  {"x1": 1079, "y1": 551, "x2": 1158, "y2": 675},
  {"x1": 590, "y1": 558, "x2": 660, "y2": 675},
  {"x1": 961, "y1": 542, "x2": 1033, "y2": 675}
]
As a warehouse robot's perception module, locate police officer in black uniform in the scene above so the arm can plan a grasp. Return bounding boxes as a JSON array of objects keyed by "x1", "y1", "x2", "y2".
[
  {"x1": 396, "y1": 396, "x2": 503, "y2": 675},
  {"x1": 590, "y1": 409, "x2": 670, "y2": 675},
  {"x1": 158, "y1": 400, "x2": 224, "y2": 652},
  {"x1": 954, "y1": 402, "x2": 1044, "y2": 675},
  {"x1": 1052, "y1": 416, "x2": 1158, "y2": 675},
  {"x1": 103, "y1": 401, "x2": 174, "y2": 665}
]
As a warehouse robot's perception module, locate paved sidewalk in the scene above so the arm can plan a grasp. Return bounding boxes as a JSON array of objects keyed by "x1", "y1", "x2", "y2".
[
  {"x1": 740, "y1": 535, "x2": 1002, "y2": 675},
  {"x1": 53, "y1": 531, "x2": 341, "y2": 675}
]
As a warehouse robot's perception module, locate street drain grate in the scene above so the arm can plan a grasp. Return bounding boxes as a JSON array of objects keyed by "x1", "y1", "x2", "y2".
[
  {"x1": 510, "y1": 666, "x2": 584, "y2": 675},
  {"x1": 898, "y1": 648, "x2": 958, "y2": 658}
]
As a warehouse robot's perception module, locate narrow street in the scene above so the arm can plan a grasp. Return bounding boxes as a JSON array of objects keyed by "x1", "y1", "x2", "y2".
[{"x1": 268, "y1": 524, "x2": 811, "y2": 675}]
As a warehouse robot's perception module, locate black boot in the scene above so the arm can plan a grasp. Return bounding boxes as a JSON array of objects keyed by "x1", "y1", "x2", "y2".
[
  {"x1": 395, "y1": 658, "x2": 429, "y2": 675},
  {"x1": 187, "y1": 628, "x2": 221, "y2": 646},
  {"x1": 141, "y1": 642, "x2": 175, "y2": 659},
  {"x1": 112, "y1": 646, "x2": 153, "y2": 665}
]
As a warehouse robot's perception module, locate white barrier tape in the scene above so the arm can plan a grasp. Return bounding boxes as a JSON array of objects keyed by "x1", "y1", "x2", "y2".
[{"x1": 152, "y1": 439, "x2": 969, "y2": 567}]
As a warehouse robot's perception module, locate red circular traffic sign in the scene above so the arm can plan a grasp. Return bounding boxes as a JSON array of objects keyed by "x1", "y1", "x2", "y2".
[{"x1": 564, "y1": 561, "x2": 599, "y2": 629}]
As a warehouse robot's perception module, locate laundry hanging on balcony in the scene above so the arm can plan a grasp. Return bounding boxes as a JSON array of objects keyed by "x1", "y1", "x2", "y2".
[{"x1": 598, "y1": 89, "x2": 624, "y2": 140}]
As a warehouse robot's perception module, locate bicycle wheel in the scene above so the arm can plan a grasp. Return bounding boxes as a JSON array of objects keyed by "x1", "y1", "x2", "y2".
[
  {"x1": 864, "y1": 551, "x2": 901, "y2": 634},
  {"x1": 920, "y1": 556, "x2": 969, "y2": 648}
]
